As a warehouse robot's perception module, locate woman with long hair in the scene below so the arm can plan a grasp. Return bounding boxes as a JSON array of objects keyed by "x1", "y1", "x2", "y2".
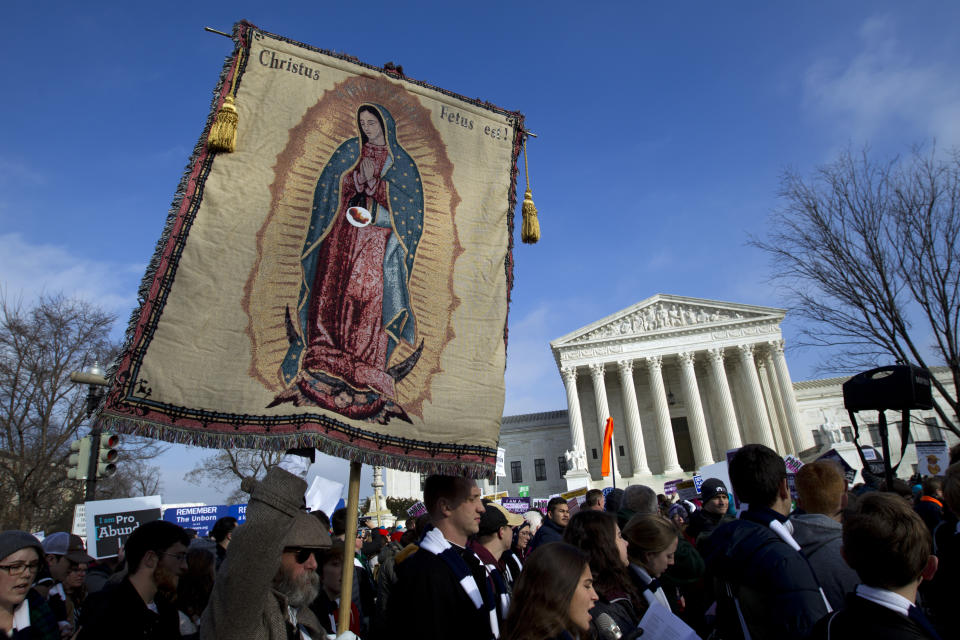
[
  {"x1": 563, "y1": 510, "x2": 644, "y2": 636},
  {"x1": 503, "y1": 542, "x2": 598, "y2": 640},
  {"x1": 622, "y1": 515, "x2": 679, "y2": 612}
]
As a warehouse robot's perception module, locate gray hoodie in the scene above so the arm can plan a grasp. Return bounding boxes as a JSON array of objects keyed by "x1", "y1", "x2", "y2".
[{"x1": 789, "y1": 513, "x2": 860, "y2": 610}]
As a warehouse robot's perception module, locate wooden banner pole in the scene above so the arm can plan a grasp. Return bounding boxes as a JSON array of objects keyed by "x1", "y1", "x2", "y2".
[{"x1": 338, "y1": 461, "x2": 362, "y2": 634}]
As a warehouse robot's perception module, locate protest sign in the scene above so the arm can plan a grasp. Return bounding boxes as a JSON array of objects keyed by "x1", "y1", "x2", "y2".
[
  {"x1": 163, "y1": 504, "x2": 247, "y2": 538},
  {"x1": 531, "y1": 498, "x2": 550, "y2": 514},
  {"x1": 72, "y1": 503, "x2": 86, "y2": 539},
  {"x1": 816, "y1": 448, "x2": 858, "y2": 485},
  {"x1": 85, "y1": 496, "x2": 162, "y2": 559},
  {"x1": 496, "y1": 448, "x2": 506, "y2": 478},
  {"x1": 517, "y1": 485, "x2": 530, "y2": 498},
  {"x1": 692, "y1": 474, "x2": 704, "y2": 494},
  {"x1": 916, "y1": 441, "x2": 949, "y2": 476},
  {"x1": 501, "y1": 497, "x2": 531, "y2": 514},
  {"x1": 483, "y1": 491, "x2": 508, "y2": 501},
  {"x1": 676, "y1": 479, "x2": 698, "y2": 501},
  {"x1": 406, "y1": 501, "x2": 427, "y2": 518},
  {"x1": 663, "y1": 478, "x2": 683, "y2": 497},
  {"x1": 784, "y1": 455, "x2": 805, "y2": 474}
]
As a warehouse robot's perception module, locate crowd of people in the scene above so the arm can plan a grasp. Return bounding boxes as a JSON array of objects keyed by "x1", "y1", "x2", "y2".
[{"x1": 1, "y1": 443, "x2": 958, "y2": 639}]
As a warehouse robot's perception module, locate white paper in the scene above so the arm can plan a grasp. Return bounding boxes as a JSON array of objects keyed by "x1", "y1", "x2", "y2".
[
  {"x1": 496, "y1": 447, "x2": 506, "y2": 477},
  {"x1": 637, "y1": 603, "x2": 701, "y2": 640},
  {"x1": 304, "y1": 475, "x2": 344, "y2": 516}
]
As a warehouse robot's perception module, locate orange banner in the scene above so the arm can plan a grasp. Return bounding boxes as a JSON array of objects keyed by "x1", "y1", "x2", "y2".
[{"x1": 600, "y1": 417, "x2": 614, "y2": 477}]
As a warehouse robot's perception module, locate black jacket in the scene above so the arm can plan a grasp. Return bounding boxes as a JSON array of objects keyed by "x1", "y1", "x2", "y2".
[
  {"x1": 701, "y1": 509, "x2": 828, "y2": 640},
  {"x1": 811, "y1": 594, "x2": 937, "y2": 640},
  {"x1": 383, "y1": 544, "x2": 492, "y2": 640},
  {"x1": 78, "y1": 577, "x2": 181, "y2": 640},
  {"x1": 687, "y1": 509, "x2": 733, "y2": 549},
  {"x1": 588, "y1": 591, "x2": 642, "y2": 640},
  {"x1": 923, "y1": 514, "x2": 959, "y2": 638},
  {"x1": 527, "y1": 517, "x2": 564, "y2": 553}
]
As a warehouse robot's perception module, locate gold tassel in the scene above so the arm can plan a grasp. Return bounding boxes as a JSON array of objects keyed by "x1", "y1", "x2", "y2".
[
  {"x1": 520, "y1": 135, "x2": 540, "y2": 244},
  {"x1": 521, "y1": 187, "x2": 540, "y2": 244},
  {"x1": 207, "y1": 41, "x2": 246, "y2": 153},
  {"x1": 207, "y1": 94, "x2": 238, "y2": 152}
]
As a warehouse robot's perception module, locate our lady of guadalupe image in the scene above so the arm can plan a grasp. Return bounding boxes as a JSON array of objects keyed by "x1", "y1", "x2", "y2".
[{"x1": 270, "y1": 103, "x2": 425, "y2": 423}]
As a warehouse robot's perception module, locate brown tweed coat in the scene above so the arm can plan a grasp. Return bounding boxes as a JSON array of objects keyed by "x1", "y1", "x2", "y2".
[{"x1": 200, "y1": 467, "x2": 326, "y2": 640}]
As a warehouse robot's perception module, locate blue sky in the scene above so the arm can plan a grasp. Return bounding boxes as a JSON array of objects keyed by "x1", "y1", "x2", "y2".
[{"x1": 4, "y1": 2, "x2": 960, "y2": 503}]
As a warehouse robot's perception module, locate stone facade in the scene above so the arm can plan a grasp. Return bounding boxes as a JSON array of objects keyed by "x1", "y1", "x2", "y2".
[{"x1": 386, "y1": 294, "x2": 959, "y2": 499}]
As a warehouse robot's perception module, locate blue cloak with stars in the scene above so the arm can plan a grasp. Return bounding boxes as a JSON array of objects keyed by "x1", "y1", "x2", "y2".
[{"x1": 281, "y1": 103, "x2": 424, "y2": 386}]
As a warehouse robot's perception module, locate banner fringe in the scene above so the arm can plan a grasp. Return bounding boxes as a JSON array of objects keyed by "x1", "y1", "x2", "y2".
[{"x1": 98, "y1": 414, "x2": 495, "y2": 479}]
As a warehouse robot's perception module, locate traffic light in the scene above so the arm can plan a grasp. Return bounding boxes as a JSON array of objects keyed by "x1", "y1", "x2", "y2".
[
  {"x1": 96, "y1": 432, "x2": 120, "y2": 478},
  {"x1": 67, "y1": 437, "x2": 91, "y2": 480}
]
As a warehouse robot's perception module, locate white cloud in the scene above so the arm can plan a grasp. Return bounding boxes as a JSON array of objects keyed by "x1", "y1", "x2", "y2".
[
  {"x1": 504, "y1": 303, "x2": 567, "y2": 415},
  {"x1": 0, "y1": 157, "x2": 46, "y2": 188},
  {"x1": 803, "y1": 15, "x2": 960, "y2": 146},
  {"x1": 0, "y1": 233, "x2": 143, "y2": 322}
]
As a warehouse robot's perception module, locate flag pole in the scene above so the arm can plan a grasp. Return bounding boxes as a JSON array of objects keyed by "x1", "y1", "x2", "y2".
[{"x1": 338, "y1": 461, "x2": 362, "y2": 634}]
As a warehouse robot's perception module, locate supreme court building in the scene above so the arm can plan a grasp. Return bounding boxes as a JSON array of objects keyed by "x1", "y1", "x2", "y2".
[
  {"x1": 546, "y1": 294, "x2": 802, "y2": 488},
  {"x1": 389, "y1": 294, "x2": 958, "y2": 499}
]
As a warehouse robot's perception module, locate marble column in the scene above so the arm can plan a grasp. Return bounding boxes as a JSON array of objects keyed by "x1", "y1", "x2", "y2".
[
  {"x1": 617, "y1": 359, "x2": 651, "y2": 476},
  {"x1": 736, "y1": 344, "x2": 777, "y2": 449},
  {"x1": 645, "y1": 356, "x2": 684, "y2": 474},
  {"x1": 560, "y1": 367, "x2": 588, "y2": 466},
  {"x1": 769, "y1": 339, "x2": 805, "y2": 454},
  {"x1": 706, "y1": 348, "x2": 741, "y2": 451},
  {"x1": 761, "y1": 347, "x2": 794, "y2": 454},
  {"x1": 589, "y1": 363, "x2": 620, "y2": 479},
  {"x1": 677, "y1": 352, "x2": 714, "y2": 468},
  {"x1": 756, "y1": 357, "x2": 786, "y2": 454}
]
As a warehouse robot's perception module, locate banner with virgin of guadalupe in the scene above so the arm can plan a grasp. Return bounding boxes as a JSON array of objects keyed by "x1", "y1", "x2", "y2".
[{"x1": 97, "y1": 21, "x2": 524, "y2": 476}]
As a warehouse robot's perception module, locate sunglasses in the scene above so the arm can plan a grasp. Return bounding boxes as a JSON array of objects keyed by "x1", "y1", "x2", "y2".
[{"x1": 284, "y1": 547, "x2": 319, "y2": 564}]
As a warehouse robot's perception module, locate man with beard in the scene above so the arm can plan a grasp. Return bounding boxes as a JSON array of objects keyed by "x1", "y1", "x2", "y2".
[
  {"x1": 78, "y1": 520, "x2": 190, "y2": 639},
  {"x1": 200, "y1": 453, "x2": 335, "y2": 640}
]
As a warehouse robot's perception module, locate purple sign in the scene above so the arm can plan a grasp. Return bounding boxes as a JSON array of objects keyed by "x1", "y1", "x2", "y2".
[{"x1": 501, "y1": 497, "x2": 530, "y2": 514}]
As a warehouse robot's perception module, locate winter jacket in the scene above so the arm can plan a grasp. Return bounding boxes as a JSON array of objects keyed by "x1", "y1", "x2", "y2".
[
  {"x1": 924, "y1": 514, "x2": 959, "y2": 638},
  {"x1": 79, "y1": 578, "x2": 180, "y2": 640},
  {"x1": 789, "y1": 513, "x2": 860, "y2": 611},
  {"x1": 811, "y1": 593, "x2": 937, "y2": 640},
  {"x1": 687, "y1": 509, "x2": 734, "y2": 549},
  {"x1": 587, "y1": 590, "x2": 642, "y2": 640},
  {"x1": 199, "y1": 467, "x2": 326, "y2": 640},
  {"x1": 701, "y1": 508, "x2": 829, "y2": 640},
  {"x1": 527, "y1": 517, "x2": 564, "y2": 553},
  {"x1": 383, "y1": 541, "x2": 494, "y2": 640},
  {"x1": 7, "y1": 589, "x2": 59, "y2": 640},
  {"x1": 914, "y1": 497, "x2": 943, "y2": 535}
]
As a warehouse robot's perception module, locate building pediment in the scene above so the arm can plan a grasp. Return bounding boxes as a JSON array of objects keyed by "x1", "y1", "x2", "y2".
[{"x1": 551, "y1": 294, "x2": 785, "y2": 350}]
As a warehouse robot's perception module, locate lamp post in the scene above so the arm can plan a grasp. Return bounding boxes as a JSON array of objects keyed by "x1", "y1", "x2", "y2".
[{"x1": 70, "y1": 360, "x2": 109, "y2": 501}]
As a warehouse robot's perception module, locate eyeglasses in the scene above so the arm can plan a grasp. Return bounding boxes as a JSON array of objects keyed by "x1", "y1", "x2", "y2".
[
  {"x1": 0, "y1": 561, "x2": 40, "y2": 577},
  {"x1": 160, "y1": 552, "x2": 188, "y2": 563},
  {"x1": 284, "y1": 547, "x2": 319, "y2": 564}
]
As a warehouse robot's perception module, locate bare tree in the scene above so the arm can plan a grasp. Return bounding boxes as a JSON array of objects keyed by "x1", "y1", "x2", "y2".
[
  {"x1": 752, "y1": 146, "x2": 960, "y2": 436},
  {"x1": 185, "y1": 448, "x2": 285, "y2": 504},
  {"x1": 0, "y1": 294, "x2": 114, "y2": 531}
]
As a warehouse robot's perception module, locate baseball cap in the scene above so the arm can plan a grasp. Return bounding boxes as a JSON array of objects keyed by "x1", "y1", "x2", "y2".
[
  {"x1": 477, "y1": 502, "x2": 524, "y2": 536},
  {"x1": 41, "y1": 532, "x2": 93, "y2": 564},
  {"x1": 700, "y1": 478, "x2": 728, "y2": 500}
]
